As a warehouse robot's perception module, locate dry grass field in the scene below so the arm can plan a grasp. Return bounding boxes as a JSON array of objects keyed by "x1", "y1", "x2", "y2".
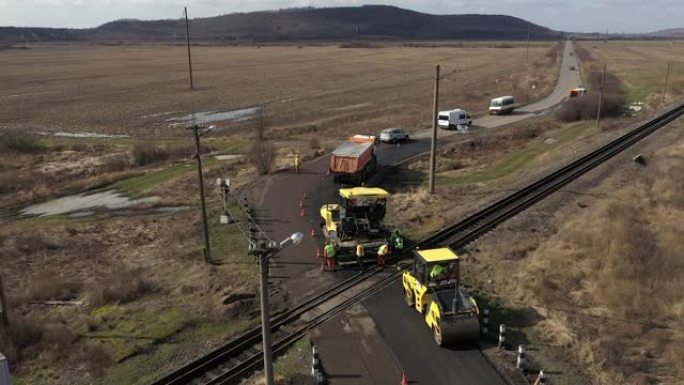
[
  {"x1": 387, "y1": 40, "x2": 684, "y2": 385},
  {"x1": 0, "y1": 42, "x2": 561, "y2": 385},
  {"x1": 577, "y1": 40, "x2": 684, "y2": 108},
  {"x1": 1, "y1": 42, "x2": 558, "y2": 137}
]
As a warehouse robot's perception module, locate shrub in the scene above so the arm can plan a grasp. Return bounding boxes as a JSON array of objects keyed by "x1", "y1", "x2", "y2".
[
  {"x1": 0, "y1": 130, "x2": 45, "y2": 153},
  {"x1": 90, "y1": 267, "x2": 155, "y2": 306},
  {"x1": 308, "y1": 136, "x2": 321, "y2": 150},
  {"x1": 555, "y1": 92, "x2": 626, "y2": 122},
  {"x1": 26, "y1": 274, "x2": 81, "y2": 302},
  {"x1": 132, "y1": 143, "x2": 169, "y2": 166},
  {"x1": 132, "y1": 144, "x2": 199, "y2": 166},
  {"x1": 99, "y1": 154, "x2": 130, "y2": 173},
  {"x1": 248, "y1": 140, "x2": 276, "y2": 175}
]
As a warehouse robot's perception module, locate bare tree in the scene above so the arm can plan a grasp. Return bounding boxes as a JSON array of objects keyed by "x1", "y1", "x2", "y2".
[{"x1": 249, "y1": 140, "x2": 276, "y2": 175}]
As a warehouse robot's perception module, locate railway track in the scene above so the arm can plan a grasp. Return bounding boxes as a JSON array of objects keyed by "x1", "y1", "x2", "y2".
[
  {"x1": 153, "y1": 104, "x2": 682, "y2": 385},
  {"x1": 415, "y1": 103, "x2": 684, "y2": 249},
  {"x1": 152, "y1": 266, "x2": 399, "y2": 385}
]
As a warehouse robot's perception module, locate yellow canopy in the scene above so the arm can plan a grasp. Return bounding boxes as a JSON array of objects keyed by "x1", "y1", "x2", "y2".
[
  {"x1": 416, "y1": 248, "x2": 459, "y2": 263},
  {"x1": 339, "y1": 187, "x2": 390, "y2": 200}
]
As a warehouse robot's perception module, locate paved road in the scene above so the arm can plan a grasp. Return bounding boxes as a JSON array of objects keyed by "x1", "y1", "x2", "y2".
[
  {"x1": 364, "y1": 282, "x2": 507, "y2": 385},
  {"x1": 251, "y1": 41, "x2": 581, "y2": 385},
  {"x1": 474, "y1": 41, "x2": 582, "y2": 129}
]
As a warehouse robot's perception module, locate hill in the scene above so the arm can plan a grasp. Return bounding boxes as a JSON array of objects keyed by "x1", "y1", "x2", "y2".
[
  {"x1": 0, "y1": 5, "x2": 562, "y2": 43},
  {"x1": 648, "y1": 28, "x2": 684, "y2": 38}
]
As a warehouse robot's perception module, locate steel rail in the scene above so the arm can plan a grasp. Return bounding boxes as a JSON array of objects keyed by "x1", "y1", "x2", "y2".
[
  {"x1": 153, "y1": 104, "x2": 682, "y2": 385},
  {"x1": 151, "y1": 266, "x2": 383, "y2": 385}
]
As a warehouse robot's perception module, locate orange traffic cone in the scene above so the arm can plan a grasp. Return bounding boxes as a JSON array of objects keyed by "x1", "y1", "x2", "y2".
[
  {"x1": 401, "y1": 371, "x2": 409, "y2": 385},
  {"x1": 300, "y1": 207, "x2": 306, "y2": 217},
  {"x1": 310, "y1": 228, "x2": 316, "y2": 238}
]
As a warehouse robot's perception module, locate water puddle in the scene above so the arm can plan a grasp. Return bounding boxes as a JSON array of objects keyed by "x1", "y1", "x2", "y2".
[
  {"x1": 22, "y1": 190, "x2": 159, "y2": 217},
  {"x1": 166, "y1": 107, "x2": 261, "y2": 127},
  {"x1": 39, "y1": 131, "x2": 130, "y2": 139},
  {"x1": 214, "y1": 154, "x2": 243, "y2": 161}
]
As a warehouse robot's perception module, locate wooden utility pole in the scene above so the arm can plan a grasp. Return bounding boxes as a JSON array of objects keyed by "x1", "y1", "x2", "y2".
[
  {"x1": 596, "y1": 63, "x2": 607, "y2": 129},
  {"x1": 526, "y1": 25, "x2": 530, "y2": 61},
  {"x1": 663, "y1": 62, "x2": 671, "y2": 103},
  {"x1": 190, "y1": 123, "x2": 212, "y2": 263},
  {"x1": 429, "y1": 65, "x2": 440, "y2": 195},
  {"x1": 184, "y1": 6, "x2": 194, "y2": 90},
  {"x1": 0, "y1": 273, "x2": 9, "y2": 330}
]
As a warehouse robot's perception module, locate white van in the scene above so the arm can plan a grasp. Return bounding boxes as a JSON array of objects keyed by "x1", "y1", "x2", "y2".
[
  {"x1": 437, "y1": 109, "x2": 472, "y2": 129},
  {"x1": 489, "y1": 96, "x2": 515, "y2": 115}
]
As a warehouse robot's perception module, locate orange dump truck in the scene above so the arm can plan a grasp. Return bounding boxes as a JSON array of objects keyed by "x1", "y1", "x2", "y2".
[{"x1": 329, "y1": 135, "x2": 378, "y2": 184}]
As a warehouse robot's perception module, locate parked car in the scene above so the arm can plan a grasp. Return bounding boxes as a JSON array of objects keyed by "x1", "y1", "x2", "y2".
[
  {"x1": 437, "y1": 109, "x2": 472, "y2": 129},
  {"x1": 379, "y1": 128, "x2": 410, "y2": 143}
]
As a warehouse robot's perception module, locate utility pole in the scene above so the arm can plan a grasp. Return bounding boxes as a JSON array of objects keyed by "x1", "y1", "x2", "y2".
[
  {"x1": 662, "y1": 62, "x2": 671, "y2": 103},
  {"x1": 184, "y1": 6, "x2": 194, "y2": 90},
  {"x1": 0, "y1": 273, "x2": 9, "y2": 330},
  {"x1": 258, "y1": 250, "x2": 275, "y2": 385},
  {"x1": 189, "y1": 123, "x2": 212, "y2": 263},
  {"x1": 355, "y1": 26, "x2": 359, "y2": 43},
  {"x1": 429, "y1": 65, "x2": 440, "y2": 195},
  {"x1": 596, "y1": 63, "x2": 607, "y2": 129},
  {"x1": 526, "y1": 25, "x2": 530, "y2": 61}
]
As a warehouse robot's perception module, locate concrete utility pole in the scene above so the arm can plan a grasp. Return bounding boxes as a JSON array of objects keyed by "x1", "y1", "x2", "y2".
[
  {"x1": 189, "y1": 122, "x2": 213, "y2": 264},
  {"x1": 663, "y1": 62, "x2": 671, "y2": 103},
  {"x1": 0, "y1": 273, "x2": 9, "y2": 330},
  {"x1": 258, "y1": 250, "x2": 275, "y2": 385},
  {"x1": 248, "y1": 233, "x2": 303, "y2": 385},
  {"x1": 596, "y1": 63, "x2": 607, "y2": 129},
  {"x1": 429, "y1": 65, "x2": 440, "y2": 194},
  {"x1": 184, "y1": 6, "x2": 194, "y2": 90}
]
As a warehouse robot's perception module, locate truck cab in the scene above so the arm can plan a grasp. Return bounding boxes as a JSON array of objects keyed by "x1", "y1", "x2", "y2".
[{"x1": 402, "y1": 247, "x2": 480, "y2": 345}]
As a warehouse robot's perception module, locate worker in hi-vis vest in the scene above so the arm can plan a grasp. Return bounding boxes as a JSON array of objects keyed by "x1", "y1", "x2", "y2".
[
  {"x1": 324, "y1": 241, "x2": 336, "y2": 271},
  {"x1": 355, "y1": 242, "x2": 365, "y2": 270},
  {"x1": 294, "y1": 153, "x2": 301, "y2": 174},
  {"x1": 377, "y1": 242, "x2": 389, "y2": 268},
  {"x1": 391, "y1": 229, "x2": 404, "y2": 252}
]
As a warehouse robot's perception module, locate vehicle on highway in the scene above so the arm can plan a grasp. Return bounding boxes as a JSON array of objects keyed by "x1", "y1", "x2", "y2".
[
  {"x1": 569, "y1": 87, "x2": 587, "y2": 97},
  {"x1": 320, "y1": 187, "x2": 393, "y2": 268},
  {"x1": 437, "y1": 109, "x2": 472, "y2": 129},
  {"x1": 489, "y1": 95, "x2": 516, "y2": 115},
  {"x1": 329, "y1": 135, "x2": 377, "y2": 185},
  {"x1": 402, "y1": 247, "x2": 480, "y2": 346},
  {"x1": 379, "y1": 128, "x2": 410, "y2": 143}
]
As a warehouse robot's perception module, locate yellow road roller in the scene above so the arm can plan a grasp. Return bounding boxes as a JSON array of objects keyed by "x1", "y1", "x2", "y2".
[{"x1": 402, "y1": 247, "x2": 480, "y2": 346}]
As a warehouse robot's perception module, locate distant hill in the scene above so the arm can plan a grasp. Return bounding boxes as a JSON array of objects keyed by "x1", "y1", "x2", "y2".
[
  {"x1": 648, "y1": 28, "x2": 684, "y2": 38},
  {"x1": 0, "y1": 5, "x2": 563, "y2": 43}
]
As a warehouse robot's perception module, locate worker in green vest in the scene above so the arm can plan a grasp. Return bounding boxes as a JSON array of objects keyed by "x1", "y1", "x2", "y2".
[
  {"x1": 391, "y1": 229, "x2": 404, "y2": 253},
  {"x1": 430, "y1": 264, "x2": 446, "y2": 281},
  {"x1": 324, "y1": 241, "x2": 336, "y2": 271}
]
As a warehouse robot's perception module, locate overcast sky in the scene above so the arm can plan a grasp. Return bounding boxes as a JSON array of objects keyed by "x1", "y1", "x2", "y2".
[{"x1": 0, "y1": 0, "x2": 682, "y2": 33}]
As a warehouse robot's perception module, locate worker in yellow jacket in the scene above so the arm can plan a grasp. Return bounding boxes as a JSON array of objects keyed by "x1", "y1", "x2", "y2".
[
  {"x1": 355, "y1": 242, "x2": 365, "y2": 270},
  {"x1": 377, "y1": 242, "x2": 389, "y2": 268}
]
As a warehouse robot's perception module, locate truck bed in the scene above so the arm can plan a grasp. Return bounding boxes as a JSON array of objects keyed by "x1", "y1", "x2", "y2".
[{"x1": 330, "y1": 141, "x2": 374, "y2": 174}]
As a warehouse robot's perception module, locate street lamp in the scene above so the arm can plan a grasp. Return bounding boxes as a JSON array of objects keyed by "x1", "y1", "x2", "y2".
[{"x1": 254, "y1": 232, "x2": 303, "y2": 385}]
